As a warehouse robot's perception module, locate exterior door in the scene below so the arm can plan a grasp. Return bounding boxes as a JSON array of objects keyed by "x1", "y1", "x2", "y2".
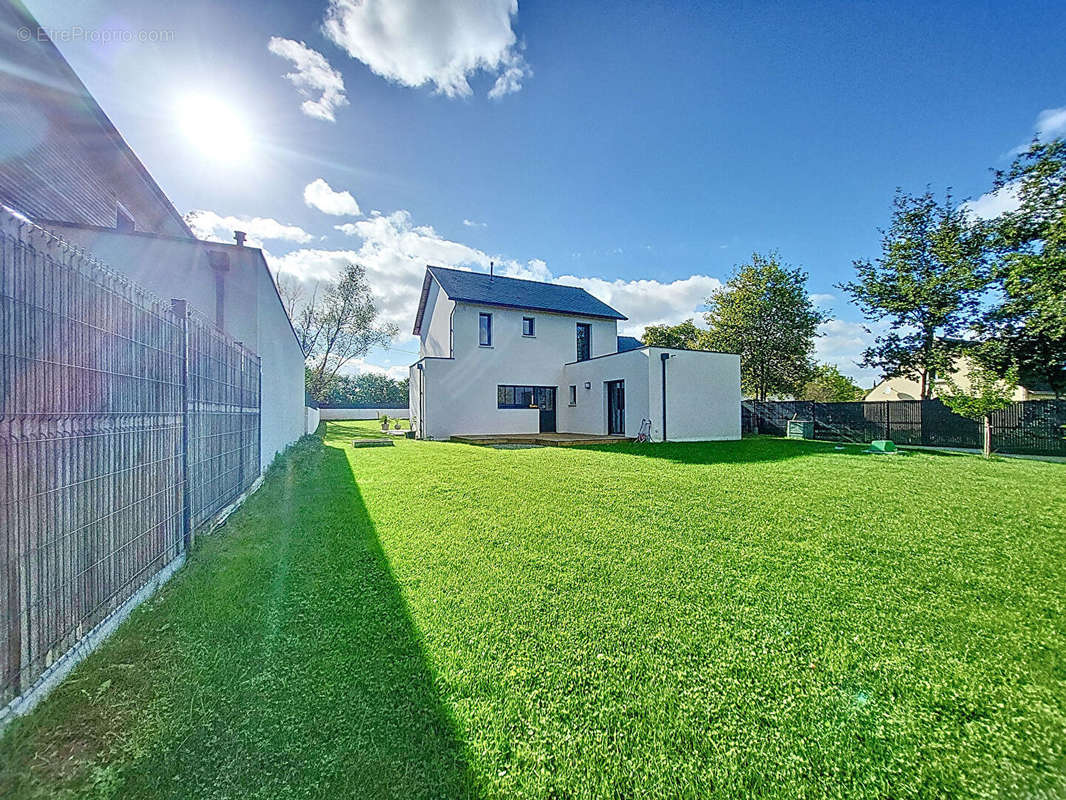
[
  {"x1": 535, "y1": 387, "x2": 556, "y2": 433},
  {"x1": 607, "y1": 380, "x2": 625, "y2": 435}
]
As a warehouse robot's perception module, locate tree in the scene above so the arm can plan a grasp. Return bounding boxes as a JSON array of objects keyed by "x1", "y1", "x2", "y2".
[
  {"x1": 799, "y1": 363, "x2": 866, "y2": 402},
  {"x1": 703, "y1": 252, "x2": 828, "y2": 400},
  {"x1": 979, "y1": 138, "x2": 1066, "y2": 398},
  {"x1": 940, "y1": 349, "x2": 1018, "y2": 458},
  {"x1": 278, "y1": 264, "x2": 398, "y2": 402},
  {"x1": 838, "y1": 189, "x2": 988, "y2": 398},
  {"x1": 641, "y1": 319, "x2": 708, "y2": 349},
  {"x1": 323, "y1": 373, "x2": 409, "y2": 407}
]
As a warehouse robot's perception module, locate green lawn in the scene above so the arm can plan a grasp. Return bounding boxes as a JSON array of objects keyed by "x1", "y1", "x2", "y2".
[{"x1": 2, "y1": 422, "x2": 1065, "y2": 799}]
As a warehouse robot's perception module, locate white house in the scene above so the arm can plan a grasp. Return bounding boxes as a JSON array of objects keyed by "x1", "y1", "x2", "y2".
[{"x1": 409, "y1": 266, "x2": 742, "y2": 442}]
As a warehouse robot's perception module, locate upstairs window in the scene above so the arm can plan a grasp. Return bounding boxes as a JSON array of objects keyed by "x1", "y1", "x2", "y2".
[
  {"x1": 479, "y1": 312, "x2": 493, "y2": 346},
  {"x1": 576, "y1": 323, "x2": 591, "y2": 362},
  {"x1": 522, "y1": 316, "x2": 535, "y2": 337}
]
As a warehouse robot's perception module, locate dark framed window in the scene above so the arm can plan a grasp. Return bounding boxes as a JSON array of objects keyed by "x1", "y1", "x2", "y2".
[
  {"x1": 498, "y1": 384, "x2": 551, "y2": 409},
  {"x1": 568, "y1": 385, "x2": 577, "y2": 405},
  {"x1": 576, "y1": 323, "x2": 591, "y2": 362},
  {"x1": 522, "y1": 316, "x2": 535, "y2": 336},
  {"x1": 479, "y1": 312, "x2": 492, "y2": 346}
]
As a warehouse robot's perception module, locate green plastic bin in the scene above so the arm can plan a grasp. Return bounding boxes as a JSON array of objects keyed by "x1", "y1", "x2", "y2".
[{"x1": 786, "y1": 420, "x2": 814, "y2": 439}]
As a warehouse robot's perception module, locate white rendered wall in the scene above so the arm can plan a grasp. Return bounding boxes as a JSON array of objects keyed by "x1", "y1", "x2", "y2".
[
  {"x1": 319, "y1": 408, "x2": 411, "y2": 420},
  {"x1": 413, "y1": 296, "x2": 619, "y2": 439},
  {"x1": 46, "y1": 223, "x2": 306, "y2": 471},
  {"x1": 305, "y1": 406, "x2": 321, "y2": 434},
  {"x1": 646, "y1": 348, "x2": 741, "y2": 442},
  {"x1": 420, "y1": 279, "x2": 454, "y2": 358},
  {"x1": 559, "y1": 349, "x2": 650, "y2": 437}
]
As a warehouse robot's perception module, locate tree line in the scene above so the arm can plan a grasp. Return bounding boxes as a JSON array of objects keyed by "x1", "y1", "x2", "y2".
[{"x1": 641, "y1": 138, "x2": 1066, "y2": 419}]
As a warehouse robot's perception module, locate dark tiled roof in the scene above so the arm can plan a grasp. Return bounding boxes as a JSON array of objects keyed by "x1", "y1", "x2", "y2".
[
  {"x1": 416, "y1": 266, "x2": 626, "y2": 333},
  {"x1": 617, "y1": 335, "x2": 643, "y2": 352}
]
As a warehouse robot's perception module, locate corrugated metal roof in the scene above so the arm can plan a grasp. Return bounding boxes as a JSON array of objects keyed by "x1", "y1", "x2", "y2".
[{"x1": 416, "y1": 266, "x2": 626, "y2": 334}]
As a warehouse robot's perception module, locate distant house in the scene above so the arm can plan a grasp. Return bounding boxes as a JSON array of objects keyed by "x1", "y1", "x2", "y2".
[
  {"x1": 409, "y1": 266, "x2": 742, "y2": 441},
  {"x1": 864, "y1": 356, "x2": 1056, "y2": 403},
  {"x1": 0, "y1": 0, "x2": 304, "y2": 465}
]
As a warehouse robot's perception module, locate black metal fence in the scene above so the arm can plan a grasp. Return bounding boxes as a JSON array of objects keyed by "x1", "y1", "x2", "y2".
[
  {"x1": 743, "y1": 399, "x2": 1066, "y2": 456},
  {"x1": 0, "y1": 209, "x2": 260, "y2": 719}
]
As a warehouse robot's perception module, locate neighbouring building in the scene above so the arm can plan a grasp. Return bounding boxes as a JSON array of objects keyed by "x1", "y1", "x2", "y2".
[
  {"x1": 864, "y1": 357, "x2": 1056, "y2": 403},
  {"x1": 409, "y1": 266, "x2": 742, "y2": 441},
  {"x1": 0, "y1": 0, "x2": 304, "y2": 467}
]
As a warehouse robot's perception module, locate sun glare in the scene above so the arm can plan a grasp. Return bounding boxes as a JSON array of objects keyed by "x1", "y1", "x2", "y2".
[{"x1": 176, "y1": 94, "x2": 253, "y2": 163}]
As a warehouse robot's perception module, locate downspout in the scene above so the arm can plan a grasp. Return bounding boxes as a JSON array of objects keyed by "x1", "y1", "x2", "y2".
[
  {"x1": 660, "y1": 352, "x2": 671, "y2": 442},
  {"x1": 416, "y1": 361, "x2": 425, "y2": 439}
]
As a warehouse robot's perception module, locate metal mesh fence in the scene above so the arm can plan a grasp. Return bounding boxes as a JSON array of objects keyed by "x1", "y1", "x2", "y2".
[
  {"x1": 743, "y1": 398, "x2": 1066, "y2": 456},
  {"x1": 0, "y1": 208, "x2": 260, "y2": 715}
]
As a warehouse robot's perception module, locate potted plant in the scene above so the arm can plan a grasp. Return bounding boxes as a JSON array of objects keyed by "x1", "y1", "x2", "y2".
[{"x1": 380, "y1": 414, "x2": 389, "y2": 431}]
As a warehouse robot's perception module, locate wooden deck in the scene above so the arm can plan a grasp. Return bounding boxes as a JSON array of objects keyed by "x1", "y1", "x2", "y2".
[{"x1": 450, "y1": 432, "x2": 632, "y2": 447}]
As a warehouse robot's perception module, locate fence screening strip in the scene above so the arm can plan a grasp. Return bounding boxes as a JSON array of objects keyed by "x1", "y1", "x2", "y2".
[
  {"x1": 743, "y1": 399, "x2": 1066, "y2": 456},
  {"x1": 0, "y1": 208, "x2": 261, "y2": 715}
]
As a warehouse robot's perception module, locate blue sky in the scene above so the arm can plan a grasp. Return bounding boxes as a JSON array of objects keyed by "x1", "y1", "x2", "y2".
[{"x1": 27, "y1": 0, "x2": 1066, "y2": 385}]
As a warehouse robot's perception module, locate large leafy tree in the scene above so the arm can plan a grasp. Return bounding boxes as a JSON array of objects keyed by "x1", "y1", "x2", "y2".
[
  {"x1": 704, "y1": 253, "x2": 828, "y2": 400},
  {"x1": 980, "y1": 139, "x2": 1066, "y2": 397},
  {"x1": 322, "y1": 372, "x2": 409, "y2": 408},
  {"x1": 278, "y1": 263, "x2": 398, "y2": 402},
  {"x1": 641, "y1": 319, "x2": 708, "y2": 349},
  {"x1": 798, "y1": 363, "x2": 866, "y2": 402},
  {"x1": 838, "y1": 189, "x2": 988, "y2": 398}
]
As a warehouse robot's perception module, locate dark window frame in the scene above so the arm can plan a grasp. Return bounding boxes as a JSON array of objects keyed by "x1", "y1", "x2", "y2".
[
  {"x1": 479, "y1": 312, "x2": 493, "y2": 346},
  {"x1": 568, "y1": 385, "x2": 577, "y2": 406},
  {"x1": 522, "y1": 316, "x2": 535, "y2": 337},
  {"x1": 498, "y1": 384, "x2": 555, "y2": 409},
  {"x1": 576, "y1": 322, "x2": 592, "y2": 362}
]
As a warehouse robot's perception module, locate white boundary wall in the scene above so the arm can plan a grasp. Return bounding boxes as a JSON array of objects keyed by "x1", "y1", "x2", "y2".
[{"x1": 319, "y1": 408, "x2": 411, "y2": 420}]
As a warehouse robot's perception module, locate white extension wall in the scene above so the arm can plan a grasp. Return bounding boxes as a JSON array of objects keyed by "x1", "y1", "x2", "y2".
[
  {"x1": 646, "y1": 348, "x2": 742, "y2": 441},
  {"x1": 559, "y1": 348, "x2": 651, "y2": 438}
]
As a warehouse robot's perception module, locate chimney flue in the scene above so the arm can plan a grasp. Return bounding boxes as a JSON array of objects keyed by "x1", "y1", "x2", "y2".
[
  {"x1": 490, "y1": 260, "x2": 494, "y2": 279},
  {"x1": 234, "y1": 230, "x2": 247, "y2": 247}
]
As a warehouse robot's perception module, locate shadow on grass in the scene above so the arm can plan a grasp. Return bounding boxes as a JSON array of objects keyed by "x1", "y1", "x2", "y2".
[
  {"x1": 0, "y1": 433, "x2": 476, "y2": 799},
  {"x1": 574, "y1": 435, "x2": 882, "y2": 465}
]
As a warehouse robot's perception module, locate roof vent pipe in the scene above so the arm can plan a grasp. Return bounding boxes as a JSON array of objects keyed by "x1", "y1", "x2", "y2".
[
  {"x1": 234, "y1": 230, "x2": 247, "y2": 247},
  {"x1": 489, "y1": 260, "x2": 494, "y2": 280}
]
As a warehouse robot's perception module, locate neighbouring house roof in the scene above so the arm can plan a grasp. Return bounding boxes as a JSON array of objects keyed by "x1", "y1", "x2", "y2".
[
  {"x1": 413, "y1": 265, "x2": 626, "y2": 335},
  {"x1": 0, "y1": 0, "x2": 193, "y2": 237},
  {"x1": 617, "y1": 335, "x2": 643, "y2": 352}
]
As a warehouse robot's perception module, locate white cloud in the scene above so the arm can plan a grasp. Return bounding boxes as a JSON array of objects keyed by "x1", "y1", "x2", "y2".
[
  {"x1": 812, "y1": 319, "x2": 895, "y2": 388},
  {"x1": 809, "y1": 292, "x2": 835, "y2": 306},
  {"x1": 960, "y1": 183, "x2": 1021, "y2": 221},
  {"x1": 268, "y1": 37, "x2": 348, "y2": 122},
  {"x1": 556, "y1": 274, "x2": 722, "y2": 338},
  {"x1": 270, "y1": 209, "x2": 724, "y2": 342},
  {"x1": 462, "y1": 218, "x2": 487, "y2": 228},
  {"x1": 185, "y1": 210, "x2": 312, "y2": 247},
  {"x1": 340, "y1": 358, "x2": 410, "y2": 381},
  {"x1": 1035, "y1": 106, "x2": 1066, "y2": 142},
  {"x1": 322, "y1": 0, "x2": 531, "y2": 99},
  {"x1": 304, "y1": 178, "x2": 361, "y2": 216}
]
